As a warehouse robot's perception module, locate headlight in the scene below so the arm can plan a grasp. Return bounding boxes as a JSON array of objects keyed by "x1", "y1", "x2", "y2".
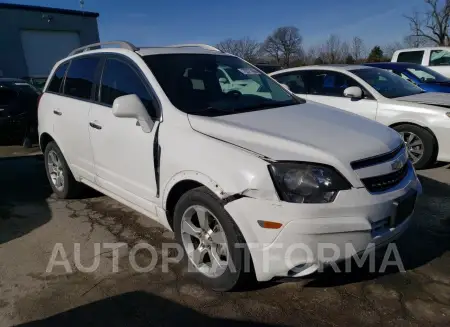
[{"x1": 269, "y1": 163, "x2": 351, "y2": 203}]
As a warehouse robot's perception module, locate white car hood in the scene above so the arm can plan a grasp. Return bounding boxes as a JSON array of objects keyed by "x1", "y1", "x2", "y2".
[
  {"x1": 188, "y1": 102, "x2": 401, "y2": 165},
  {"x1": 396, "y1": 92, "x2": 450, "y2": 107}
]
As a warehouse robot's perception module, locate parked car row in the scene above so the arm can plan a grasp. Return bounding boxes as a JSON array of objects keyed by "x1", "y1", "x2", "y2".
[
  {"x1": 38, "y1": 41, "x2": 424, "y2": 291},
  {"x1": 270, "y1": 64, "x2": 450, "y2": 169},
  {"x1": 367, "y1": 62, "x2": 450, "y2": 93}
]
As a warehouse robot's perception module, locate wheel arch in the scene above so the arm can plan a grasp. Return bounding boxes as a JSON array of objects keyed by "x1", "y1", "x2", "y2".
[
  {"x1": 39, "y1": 132, "x2": 55, "y2": 152},
  {"x1": 39, "y1": 133, "x2": 77, "y2": 180},
  {"x1": 389, "y1": 121, "x2": 439, "y2": 154},
  {"x1": 162, "y1": 171, "x2": 230, "y2": 230}
]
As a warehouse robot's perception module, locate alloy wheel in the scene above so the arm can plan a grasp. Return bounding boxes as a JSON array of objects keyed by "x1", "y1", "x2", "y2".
[
  {"x1": 180, "y1": 205, "x2": 229, "y2": 278},
  {"x1": 400, "y1": 131, "x2": 424, "y2": 164},
  {"x1": 47, "y1": 150, "x2": 65, "y2": 191}
]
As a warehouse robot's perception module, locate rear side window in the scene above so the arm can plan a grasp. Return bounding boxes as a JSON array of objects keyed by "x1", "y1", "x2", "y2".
[
  {"x1": 272, "y1": 72, "x2": 307, "y2": 93},
  {"x1": 47, "y1": 62, "x2": 69, "y2": 93},
  {"x1": 64, "y1": 57, "x2": 100, "y2": 100},
  {"x1": 99, "y1": 58, "x2": 156, "y2": 116},
  {"x1": 397, "y1": 51, "x2": 424, "y2": 64}
]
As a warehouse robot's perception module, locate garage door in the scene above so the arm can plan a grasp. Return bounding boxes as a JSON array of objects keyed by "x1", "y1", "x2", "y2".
[{"x1": 21, "y1": 30, "x2": 81, "y2": 77}]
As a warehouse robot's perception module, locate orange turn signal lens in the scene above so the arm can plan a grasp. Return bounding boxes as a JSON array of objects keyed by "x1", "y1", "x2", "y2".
[{"x1": 257, "y1": 220, "x2": 283, "y2": 229}]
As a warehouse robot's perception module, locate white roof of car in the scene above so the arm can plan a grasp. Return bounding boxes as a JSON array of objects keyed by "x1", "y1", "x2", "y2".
[
  {"x1": 394, "y1": 46, "x2": 450, "y2": 52},
  {"x1": 66, "y1": 41, "x2": 230, "y2": 59},
  {"x1": 270, "y1": 65, "x2": 371, "y2": 75},
  {"x1": 137, "y1": 46, "x2": 228, "y2": 56}
]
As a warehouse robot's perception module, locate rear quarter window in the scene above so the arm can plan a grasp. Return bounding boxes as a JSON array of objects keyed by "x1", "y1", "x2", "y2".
[
  {"x1": 396, "y1": 51, "x2": 424, "y2": 64},
  {"x1": 47, "y1": 62, "x2": 69, "y2": 93}
]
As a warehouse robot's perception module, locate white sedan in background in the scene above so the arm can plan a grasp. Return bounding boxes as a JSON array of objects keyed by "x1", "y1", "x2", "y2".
[{"x1": 270, "y1": 65, "x2": 450, "y2": 169}]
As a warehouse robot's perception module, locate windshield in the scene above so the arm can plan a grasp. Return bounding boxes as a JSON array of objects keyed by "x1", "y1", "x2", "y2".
[
  {"x1": 143, "y1": 54, "x2": 301, "y2": 116},
  {"x1": 352, "y1": 68, "x2": 424, "y2": 98},
  {"x1": 222, "y1": 66, "x2": 249, "y2": 81},
  {"x1": 406, "y1": 66, "x2": 450, "y2": 83}
]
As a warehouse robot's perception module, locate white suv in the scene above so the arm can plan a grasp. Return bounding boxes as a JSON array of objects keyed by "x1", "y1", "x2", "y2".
[{"x1": 38, "y1": 41, "x2": 421, "y2": 291}]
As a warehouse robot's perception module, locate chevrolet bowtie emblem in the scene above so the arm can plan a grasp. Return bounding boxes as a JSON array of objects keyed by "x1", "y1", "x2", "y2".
[{"x1": 391, "y1": 158, "x2": 404, "y2": 171}]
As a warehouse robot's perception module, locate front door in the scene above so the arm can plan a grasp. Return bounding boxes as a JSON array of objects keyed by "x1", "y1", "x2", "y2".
[
  {"x1": 88, "y1": 57, "x2": 160, "y2": 213},
  {"x1": 305, "y1": 70, "x2": 378, "y2": 121}
]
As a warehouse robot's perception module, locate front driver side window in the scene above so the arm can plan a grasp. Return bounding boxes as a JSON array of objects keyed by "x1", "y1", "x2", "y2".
[
  {"x1": 100, "y1": 58, "x2": 158, "y2": 117},
  {"x1": 308, "y1": 71, "x2": 359, "y2": 97}
]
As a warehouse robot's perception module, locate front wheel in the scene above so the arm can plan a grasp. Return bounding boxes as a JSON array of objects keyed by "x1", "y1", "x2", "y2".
[
  {"x1": 393, "y1": 124, "x2": 437, "y2": 169},
  {"x1": 173, "y1": 186, "x2": 254, "y2": 291}
]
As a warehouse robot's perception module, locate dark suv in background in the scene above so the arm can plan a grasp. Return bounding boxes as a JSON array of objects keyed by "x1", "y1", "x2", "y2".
[{"x1": 0, "y1": 78, "x2": 40, "y2": 147}]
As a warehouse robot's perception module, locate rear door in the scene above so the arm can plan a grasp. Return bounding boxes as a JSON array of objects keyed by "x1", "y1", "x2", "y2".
[
  {"x1": 51, "y1": 56, "x2": 100, "y2": 182},
  {"x1": 304, "y1": 70, "x2": 378, "y2": 120},
  {"x1": 88, "y1": 55, "x2": 160, "y2": 212}
]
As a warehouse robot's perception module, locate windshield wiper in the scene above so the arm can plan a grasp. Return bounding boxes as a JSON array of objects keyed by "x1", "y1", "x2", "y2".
[{"x1": 239, "y1": 100, "x2": 298, "y2": 112}]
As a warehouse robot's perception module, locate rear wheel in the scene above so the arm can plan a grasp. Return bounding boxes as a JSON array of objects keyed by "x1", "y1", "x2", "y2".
[
  {"x1": 173, "y1": 186, "x2": 254, "y2": 291},
  {"x1": 393, "y1": 124, "x2": 436, "y2": 169},
  {"x1": 44, "y1": 141, "x2": 84, "y2": 199}
]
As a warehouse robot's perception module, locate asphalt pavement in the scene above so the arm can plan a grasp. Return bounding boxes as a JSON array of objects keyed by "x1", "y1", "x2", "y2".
[{"x1": 0, "y1": 153, "x2": 449, "y2": 327}]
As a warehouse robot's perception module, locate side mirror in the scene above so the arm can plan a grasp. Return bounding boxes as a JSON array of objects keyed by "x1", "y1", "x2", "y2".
[
  {"x1": 219, "y1": 77, "x2": 228, "y2": 84},
  {"x1": 343, "y1": 86, "x2": 363, "y2": 99},
  {"x1": 281, "y1": 83, "x2": 290, "y2": 91},
  {"x1": 112, "y1": 94, "x2": 154, "y2": 133}
]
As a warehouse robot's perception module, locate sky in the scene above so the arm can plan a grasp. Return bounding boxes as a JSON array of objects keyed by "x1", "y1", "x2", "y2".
[{"x1": 3, "y1": 0, "x2": 429, "y2": 49}]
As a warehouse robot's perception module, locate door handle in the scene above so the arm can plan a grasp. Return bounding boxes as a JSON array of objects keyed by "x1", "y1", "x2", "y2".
[
  {"x1": 53, "y1": 110, "x2": 62, "y2": 116},
  {"x1": 89, "y1": 122, "x2": 102, "y2": 130}
]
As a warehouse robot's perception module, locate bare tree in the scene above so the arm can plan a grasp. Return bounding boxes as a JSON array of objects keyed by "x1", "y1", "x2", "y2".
[
  {"x1": 320, "y1": 34, "x2": 348, "y2": 63},
  {"x1": 341, "y1": 41, "x2": 350, "y2": 59},
  {"x1": 351, "y1": 36, "x2": 366, "y2": 61},
  {"x1": 261, "y1": 26, "x2": 303, "y2": 67},
  {"x1": 404, "y1": 0, "x2": 450, "y2": 46},
  {"x1": 403, "y1": 35, "x2": 432, "y2": 47},
  {"x1": 216, "y1": 37, "x2": 261, "y2": 62},
  {"x1": 304, "y1": 46, "x2": 319, "y2": 65},
  {"x1": 383, "y1": 41, "x2": 406, "y2": 59}
]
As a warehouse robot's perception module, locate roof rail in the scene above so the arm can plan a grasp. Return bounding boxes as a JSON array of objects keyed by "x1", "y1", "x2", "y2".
[
  {"x1": 69, "y1": 41, "x2": 138, "y2": 56},
  {"x1": 167, "y1": 44, "x2": 221, "y2": 52}
]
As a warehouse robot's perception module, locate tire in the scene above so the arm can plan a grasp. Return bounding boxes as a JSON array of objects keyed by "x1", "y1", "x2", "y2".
[
  {"x1": 44, "y1": 141, "x2": 83, "y2": 199},
  {"x1": 393, "y1": 124, "x2": 437, "y2": 169},
  {"x1": 173, "y1": 186, "x2": 254, "y2": 291}
]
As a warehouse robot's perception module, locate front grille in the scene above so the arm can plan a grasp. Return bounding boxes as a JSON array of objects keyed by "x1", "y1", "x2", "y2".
[
  {"x1": 361, "y1": 163, "x2": 409, "y2": 193},
  {"x1": 351, "y1": 144, "x2": 404, "y2": 170}
]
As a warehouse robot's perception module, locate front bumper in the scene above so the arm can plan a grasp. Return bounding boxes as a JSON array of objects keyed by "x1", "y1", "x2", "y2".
[
  {"x1": 433, "y1": 125, "x2": 450, "y2": 162},
  {"x1": 224, "y1": 163, "x2": 421, "y2": 282}
]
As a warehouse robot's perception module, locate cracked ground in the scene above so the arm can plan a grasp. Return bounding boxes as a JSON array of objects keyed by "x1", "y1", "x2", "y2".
[{"x1": 0, "y1": 154, "x2": 449, "y2": 327}]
